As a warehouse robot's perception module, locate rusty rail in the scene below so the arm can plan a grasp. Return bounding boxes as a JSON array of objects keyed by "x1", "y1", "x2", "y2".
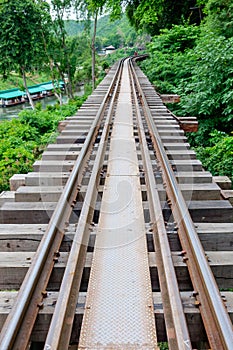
[
  {"x1": 130, "y1": 58, "x2": 233, "y2": 350},
  {"x1": 44, "y1": 59, "x2": 124, "y2": 350},
  {"x1": 129, "y1": 59, "x2": 192, "y2": 350},
  {"x1": 0, "y1": 60, "x2": 124, "y2": 350}
]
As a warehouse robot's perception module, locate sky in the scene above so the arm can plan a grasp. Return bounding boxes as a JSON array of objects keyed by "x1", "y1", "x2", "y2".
[{"x1": 46, "y1": 0, "x2": 78, "y2": 20}]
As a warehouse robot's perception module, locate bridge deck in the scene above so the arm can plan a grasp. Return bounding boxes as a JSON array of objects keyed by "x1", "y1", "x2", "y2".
[{"x1": 79, "y1": 61, "x2": 157, "y2": 349}]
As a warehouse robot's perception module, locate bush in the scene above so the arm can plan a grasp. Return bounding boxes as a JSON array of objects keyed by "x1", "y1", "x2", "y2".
[
  {"x1": 139, "y1": 24, "x2": 200, "y2": 93},
  {"x1": 0, "y1": 95, "x2": 88, "y2": 192},
  {"x1": 195, "y1": 131, "x2": 233, "y2": 184},
  {"x1": 140, "y1": 22, "x2": 233, "y2": 183}
]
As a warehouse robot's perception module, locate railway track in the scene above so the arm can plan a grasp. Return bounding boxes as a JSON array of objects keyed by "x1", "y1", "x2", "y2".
[{"x1": 0, "y1": 57, "x2": 232, "y2": 350}]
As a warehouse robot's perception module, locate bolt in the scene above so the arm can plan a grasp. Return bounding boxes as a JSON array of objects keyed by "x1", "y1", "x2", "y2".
[
  {"x1": 42, "y1": 291, "x2": 48, "y2": 298},
  {"x1": 37, "y1": 302, "x2": 44, "y2": 310},
  {"x1": 179, "y1": 250, "x2": 187, "y2": 256},
  {"x1": 194, "y1": 301, "x2": 201, "y2": 307}
]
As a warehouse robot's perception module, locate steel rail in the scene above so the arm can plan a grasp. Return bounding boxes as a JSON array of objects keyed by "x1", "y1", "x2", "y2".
[
  {"x1": 0, "y1": 61, "x2": 123, "y2": 350},
  {"x1": 44, "y1": 59, "x2": 124, "y2": 350},
  {"x1": 128, "y1": 59, "x2": 192, "y2": 350},
  {"x1": 131, "y1": 60, "x2": 233, "y2": 349}
]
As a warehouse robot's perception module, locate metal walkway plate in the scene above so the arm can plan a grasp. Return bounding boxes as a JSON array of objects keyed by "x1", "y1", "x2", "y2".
[{"x1": 78, "y1": 60, "x2": 157, "y2": 349}]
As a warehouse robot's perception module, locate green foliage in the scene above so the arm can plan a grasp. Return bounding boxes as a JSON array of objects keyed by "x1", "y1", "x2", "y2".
[
  {"x1": 125, "y1": 0, "x2": 202, "y2": 35},
  {"x1": 158, "y1": 343, "x2": 169, "y2": 350},
  {"x1": 96, "y1": 14, "x2": 138, "y2": 48},
  {"x1": 139, "y1": 24, "x2": 200, "y2": 93},
  {"x1": 64, "y1": 20, "x2": 85, "y2": 36},
  {"x1": 139, "y1": 3, "x2": 233, "y2": 183},
  {"x1": 195, "y1": 131, "x2": 233, "y2": 183},
  {"x1": 204, "y1": 0, "x2": 233, "y2": 38},
  {"x1": 64, "y1": 14, "x2": 138, "y2": 50},
  {"x1": 177, "y1": 34, "x2": 233, "y2": 126},
  {"x1": 0, "y1": 95, "x2": 88, "y2": 191},
  {"x1": 0, "y1": 0, "x2": 51, "y2": 75},
  {"x1": 0, "y1": 72, "x2": 51, "y2": 91},
  {"x1": 0, "y1": 120, "x2": 39, "y2": 190},
  {"x1": 19, "y1": 110, "x2": 59, "y2": 135}
]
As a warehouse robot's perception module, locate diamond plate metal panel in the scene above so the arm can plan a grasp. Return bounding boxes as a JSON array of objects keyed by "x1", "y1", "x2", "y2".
[{"x1": 78, "y1": 61, "x2": 157, "y2": 349}]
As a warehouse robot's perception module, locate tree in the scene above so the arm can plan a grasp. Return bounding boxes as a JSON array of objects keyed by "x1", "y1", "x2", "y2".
[
  {"x1": 107, "y1": 0, "x2": 203, "y2": 35},
  {"x1": 74, "y1": 0, "x2": 106, "y2": 90},
  {"x1": 202, "y1": 0, "x2": 233, "y2": 38},
  {"x1": 50, "y1": 0, "x2": 76, "y2": 99},
  {"x1": 0, "y1": 0, "x2": 52, "y2": 109}
]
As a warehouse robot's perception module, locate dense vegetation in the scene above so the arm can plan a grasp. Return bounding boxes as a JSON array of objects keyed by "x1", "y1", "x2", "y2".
[
  {"x1": 139, "y1": 0, "x2": 233, "y2": 183},
  {"x1": 0, "y1": 0, "x2": 232, "y2": 189},
  {"x1": 0, "y1": 96, "x2": 87, "y2": 191},
  {"x1": 65, "y1": 13, "x2": 138, "y2": 49},
  {"x1": 0, "y1": 13, "x2": 138, "y2": 91}
]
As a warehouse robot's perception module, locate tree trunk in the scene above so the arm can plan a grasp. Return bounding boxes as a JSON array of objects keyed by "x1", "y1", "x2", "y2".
[
  {"x1": 52, "y1": 79, "x2": 63, "y2": 105},
  {"x1": 56, "y1": 65, "x2": 69, "y2": 98},
  {"x1": 67, "y1": 64, "x2": 74, "y2": 99},
  {"x1": 22, "y1": 68, "x2": 35, "y2": 110},
  {"x1": 61, "y1": 28, "x2": 74, "y2": 99},
  {"x1": 92, "y1": 11, "x2": 98, "y2": 91}
]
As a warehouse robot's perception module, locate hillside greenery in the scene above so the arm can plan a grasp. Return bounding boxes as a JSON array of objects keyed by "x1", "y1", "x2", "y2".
[
  {"x1": 139, "y1": 0, "x2": 233, "y2": 184},
  {"x1": 65, "y1": 14, "x2": 137, "y2": 48}
]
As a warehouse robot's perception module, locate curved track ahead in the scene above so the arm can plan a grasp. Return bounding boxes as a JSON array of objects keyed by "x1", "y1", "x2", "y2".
[{"x1": 0, "y1": 57, "x2": 232, "y2": 350}]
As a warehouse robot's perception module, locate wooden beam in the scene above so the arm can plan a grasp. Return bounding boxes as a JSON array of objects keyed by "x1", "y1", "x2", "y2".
[{"x1": 0, "y1": 291, "x2": 232, "y2": 343}]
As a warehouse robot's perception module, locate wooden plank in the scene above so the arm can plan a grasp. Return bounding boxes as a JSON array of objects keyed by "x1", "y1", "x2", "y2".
[
  {"x1": 9, "y1": 174, "x2": 26, "y2": 191},
  {"x1": 0, "y1": 222, "x2": 231, "y2": 253},
  {"x1": 0, "y1": 191, "x2": 15, "y2": 205},
  {"x1": 221, "y1": 190, "x2": 233, "y2": 205},
  {"x1": 213, "y1": 176, "x2": 232, "y2": 190},
  {"x1": 15, "y1": 186, "x2": 64, "y2": 202},
  {"x1": 33, "y1": 160, "x2": 75, "y2": 172},
  {"x1": 0, "y1": 291, "x2": 232, "y2": 343},
  {"x1": 164, "y1": 143, "x2": 191, "y2": 150},
  {"x1": 56, "y1": 135, "x2": 86, "y2": 144},
  {"x1": 13, "y1": 182, "x2": 220, "y2": 204},
  {"x1": 160, "y1": 94, "x2": 180, "y2": 103},
  {"x1": 170, "y1": 159, "x2": 203, "y2": 171},
  {"x1": 0, "y1": 224, "x2": 78, "y2": 252},
  {"x1": 0, "y1": 251, "x2": 232, "y2": 290},
  {"x1": 167, "y1": 150, "x2": 197, "y2": 160},
  {"x1": 160, "y1": 135, "x2": 187, "y2": 143},
  {"x1": 158, "y1": 129, "x2": 184, "y2": 137},
  {"x1": 46, "y1": 144, "x2": 82, "y2": 151},
  {"x1": 149, "y1": 251, "x2": 233, "y2": 291},
  {"x1": 0, "y1": 202, "x2": 57, "y2": 224},
  {"x1": 58, "y1": 130, "x2": 90, "y2": 136},
  {"x1": 178, "y1": 183, "x2": 221, "y2": 201},
  {"x1": 41, "y1": 151, "x2": 80, "y2": 161},
  {"x1": 163, "y1": 142, "x2": 190, "y2": 151},
  {"x1": 157, "y1": 124, "x2": 180, "y2": 130},
  {"x1": 167, "y1": 222, "x2": 233, "y2": 251},
  {"x1": 180, "y1": 121, "x2": 198, "y2": 133},
  {"x1": 1, "y1": 199, "x2": 231, "y2": 225},
  {"x1": 175, "y1": 171, "x2": 212, "y2": 184},
  {"x1": 187, "y1": 200, "x2": 233, "y2": 223},
  {"x1": 25, "y1": 172, "x2": 70, "y2": 186}
]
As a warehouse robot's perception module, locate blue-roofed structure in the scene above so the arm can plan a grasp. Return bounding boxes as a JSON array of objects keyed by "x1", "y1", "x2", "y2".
[
  {"x1": 0, "y1": 81, "x2": 65, "y2": 107},
  {"x1": 0, "y1": 88, "x2": 25, "y2": 107}
]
